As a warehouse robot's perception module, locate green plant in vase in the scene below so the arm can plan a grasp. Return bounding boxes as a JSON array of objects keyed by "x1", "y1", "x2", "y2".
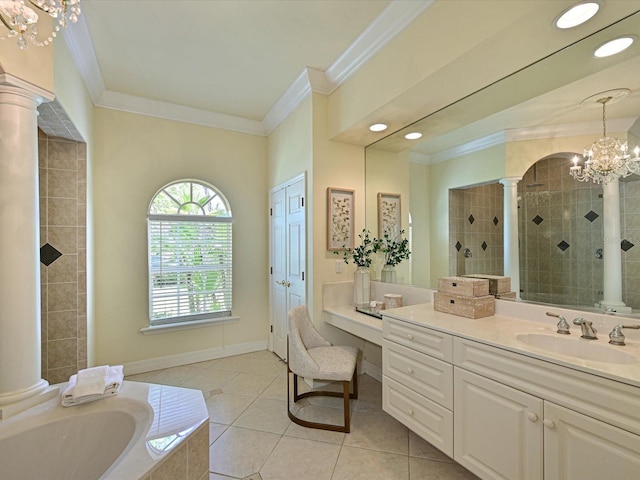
[
  {"x1": 379, "y1": 229, "x2": 411, "y2": 282},
  {"x1": 335, "y1": 229, "x2": 381, "y2": 307},
  {"x1": 336, "y1": 229, "x2": 381, "y2": 267}
]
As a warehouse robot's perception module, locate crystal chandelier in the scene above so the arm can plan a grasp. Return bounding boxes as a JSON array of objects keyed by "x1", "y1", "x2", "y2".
[
  {"x1": 0, "y1": 0, "x2": 80, "y2": 49},
  {"x1": 570, "y1": 95, "x2": 640, "y2": 185}
]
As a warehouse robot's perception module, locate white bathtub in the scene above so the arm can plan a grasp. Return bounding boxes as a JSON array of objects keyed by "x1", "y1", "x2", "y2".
[{"x1": 0, "y1": 380, "x2": 209, "y2": 480}]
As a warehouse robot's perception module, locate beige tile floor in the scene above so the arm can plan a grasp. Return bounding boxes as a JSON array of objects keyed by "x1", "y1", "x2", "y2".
[{"x1": 126, "y1": 350, "x2": 479, "y2": 480}]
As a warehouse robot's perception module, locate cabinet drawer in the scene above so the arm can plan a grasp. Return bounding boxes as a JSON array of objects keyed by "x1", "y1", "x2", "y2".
[
  {"x1": 383, "y1": 339, "x2": 453, "y2": 409},
  {"x1": 383, "y1": 317, "x2": 453, "y2": 362},
  {"x1": 383, "y1": 375, "x2": 453, "y2": 458}
]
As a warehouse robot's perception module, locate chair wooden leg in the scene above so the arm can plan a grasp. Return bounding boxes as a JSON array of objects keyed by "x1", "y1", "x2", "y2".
[{"x1": 343, "y1": 380, "x2": 350, "y2": 433}]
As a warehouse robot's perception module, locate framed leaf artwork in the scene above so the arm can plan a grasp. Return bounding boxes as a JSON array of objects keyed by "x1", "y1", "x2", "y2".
[
  {"x1": 378, "y1": 192, "x2": 401, "y2": 238},
  {"x1": 327, "y1": 187, "x2": 355, "y2": 251}
]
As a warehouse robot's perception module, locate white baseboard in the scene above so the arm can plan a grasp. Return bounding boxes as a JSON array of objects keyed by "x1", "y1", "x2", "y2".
[
  {"x1": 123, "y1": 339, "x2": 269, "y2": 376},
  {"x1": 362, "y1": 359, "x2": 382, "y2": 382}
]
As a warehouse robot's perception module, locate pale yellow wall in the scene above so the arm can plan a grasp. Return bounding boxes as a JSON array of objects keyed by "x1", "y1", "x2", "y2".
[
  {"x1": 92, "y1": 108, "x2": 268, "y2": 365},
  {"x1": 428, "y1": 144, "x2": 505, "y2": 286},
  {"x1": 409, "y1": 162, "x2": 430, "y2": 287},
  {"x1": 364, "y1": 147, "x2": 411, "y2": 283},
  {"x1": 309, "y1": 94, "x2": 385, "y2": 366},
  {"x1": 326, "y1": 0, "x2": 636, "y2": 140},
  {"x1": 53, "y1": 41, "x2": 93, "y2": 143},
  {"x1": 267, "y1": 96, "x2": 313, "y2": 188},
  {"x1": 311, "y1": 94, "x2": 366, "y2": 308},
  {"x1": 0, "y1": 16, "x2": 54, "y2": 93},
  {"x1": 505, "y1": 132, "x2": 628, "y2": 177}
]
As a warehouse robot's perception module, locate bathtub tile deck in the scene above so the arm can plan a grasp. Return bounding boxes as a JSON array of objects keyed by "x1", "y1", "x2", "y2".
[{"x1": 126, "y1": 350, "x2": 479, "y2": 480}]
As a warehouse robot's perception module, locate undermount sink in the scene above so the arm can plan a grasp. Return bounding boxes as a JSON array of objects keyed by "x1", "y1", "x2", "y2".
[{"x1": 515, "y1": 333, "x2": 637, "y2": 365}]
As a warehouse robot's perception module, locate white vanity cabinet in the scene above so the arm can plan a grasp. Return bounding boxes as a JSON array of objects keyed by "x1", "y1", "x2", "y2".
[
  {"x1": 454, "y1": 367, "x2": 543, "y2": 480},
  {"x1": 544, "y1": 401, "x2": 640, "y2": 479},
  {"x1": 382, "y1": 313, "x2": 640, "y2": 480}
]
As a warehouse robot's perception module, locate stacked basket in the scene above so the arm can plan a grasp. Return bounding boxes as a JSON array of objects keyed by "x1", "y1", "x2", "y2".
[{"x1": 433, "y1": 276, "x2": 495, "y2": 319}]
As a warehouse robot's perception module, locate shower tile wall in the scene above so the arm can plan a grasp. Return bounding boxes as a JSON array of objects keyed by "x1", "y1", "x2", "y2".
[
  {"x1": 621, "y1": 180, "x2": 640, "y2": 309},
  {"x1": 38, "y1": 130, "x2": 87, "y2": 384},
  {"x1": 518, "y1": 156, "x2": 604, "y2": 307},
  {"x1": 449, "y1": 183, "x2": 504, "y2": 277}
]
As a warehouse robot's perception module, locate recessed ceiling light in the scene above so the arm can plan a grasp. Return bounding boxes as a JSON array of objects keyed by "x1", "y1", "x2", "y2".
[
  {"x1": 404, "y1": 132, "x2": 422, "y2": 140},
  {"x1": 594, "y1": 36, "x2": 636, "y2": 58},
  {"x1": 369, "y1": 123, "x2": 388, "y2": 132},
  {"x1": 554, "y1": 2, "x2": 600, "y2": 29}
]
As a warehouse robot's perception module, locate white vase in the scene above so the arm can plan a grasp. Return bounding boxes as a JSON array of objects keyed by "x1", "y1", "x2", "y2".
[
  {"x1": 353, "y1": 266, "x2": 371, "y2": 307},
  {"x1": 381, "y1": 264, "x2": 397, "y2": 283}
]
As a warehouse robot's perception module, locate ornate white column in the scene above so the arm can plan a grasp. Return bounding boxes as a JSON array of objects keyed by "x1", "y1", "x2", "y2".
[
  {"x1": 500, "y1": 177, "x2": 522, "y2": 299},
  {"x1": 600, "y1": 179, "x2": 630, "y2": 312},
  {"x1": 0, "y1": 76, "x2": 57, "y2": 418}
]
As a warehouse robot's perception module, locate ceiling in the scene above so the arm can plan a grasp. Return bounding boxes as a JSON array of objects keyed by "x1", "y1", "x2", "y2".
[{"x1": 51, "y1": 1, "x2": 640, "y2": 150}]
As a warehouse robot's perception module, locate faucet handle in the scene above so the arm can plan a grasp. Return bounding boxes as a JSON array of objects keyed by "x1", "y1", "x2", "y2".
[
  {"x1": 609, "y1": 324, "x2": 640, "y2": 346},
  {"x1": 546, "y1": 312, "x2": 570, "y2": 334}
]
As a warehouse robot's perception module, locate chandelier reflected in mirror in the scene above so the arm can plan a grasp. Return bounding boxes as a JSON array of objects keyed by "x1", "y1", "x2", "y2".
[
  {"x1": 570, "y1": 89, "x2": 640, "y2": 185},
  {"x1": 0, "y1": 0, "x2": 80, "y2": 49}
]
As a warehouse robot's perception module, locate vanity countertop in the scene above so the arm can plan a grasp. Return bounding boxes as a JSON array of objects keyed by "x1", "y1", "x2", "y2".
[{"x1": 383, "y1": 303, "x2": 640, "y2": 389}]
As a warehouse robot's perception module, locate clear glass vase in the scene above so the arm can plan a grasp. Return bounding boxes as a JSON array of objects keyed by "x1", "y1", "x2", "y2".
[
  {"x1": 381, "y1": 264, "x2": 397, "y2": 283},
  {"x1": 353, "y1": 266, "x2": 371, "y2": 307}
]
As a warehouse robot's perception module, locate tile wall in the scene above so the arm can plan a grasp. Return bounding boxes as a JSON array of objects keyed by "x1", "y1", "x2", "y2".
[
  {"x1": 518, "y1": 155, "x2": 640, "y2": 309},
  {"x1": 620, "y1": 180, "x2": 640, "y2": 309},
  {"x1": 449, "y1": 183, "x2": 504, "y2": 277},
  {"x1": 38, "y1": 130, "x2": 87, "y2": 384}
]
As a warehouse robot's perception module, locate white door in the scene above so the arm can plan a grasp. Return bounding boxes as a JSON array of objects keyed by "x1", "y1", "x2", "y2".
[
  {"x1": 544, "y1": 402, "x2": 640, "y2": 480},
  {"x1": 269, "y1": 174, "x2": 306, "y2": 360},
  {"x1": 454, "y1": 367, "x2": 543, "y2": 480}
]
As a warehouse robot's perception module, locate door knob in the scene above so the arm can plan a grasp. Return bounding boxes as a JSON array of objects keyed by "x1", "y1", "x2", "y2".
[
  {"x1": 526, "y1": 412, "x2": 538, "y2": 422},
  {"x1": 276, "y1": 280, "x2": 290, "y2": 287},
  {"x1": 543, "y1": 419, "x2": 555, "y2": 429}
]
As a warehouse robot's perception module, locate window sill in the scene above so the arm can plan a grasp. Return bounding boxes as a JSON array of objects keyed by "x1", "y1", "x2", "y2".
[{"x1": 139, "y1": 316, "x2": 239, "y2": 335}]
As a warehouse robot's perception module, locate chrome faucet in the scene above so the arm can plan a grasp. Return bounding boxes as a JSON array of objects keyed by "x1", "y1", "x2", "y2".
[
  {"x1": 608, "y1": 324, "x2": 640, "y2": 346},
  {"x1": 573, "y1": 317, "x2": 597, "y2": 340},
  {"x1": 546, "y1": 312, "x2": 570, "y2": 334}
]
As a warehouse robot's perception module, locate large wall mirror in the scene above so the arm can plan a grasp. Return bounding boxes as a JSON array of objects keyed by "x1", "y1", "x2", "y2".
[{"x1": 365, "y1": 10, "x2": 640, "y2": 315}]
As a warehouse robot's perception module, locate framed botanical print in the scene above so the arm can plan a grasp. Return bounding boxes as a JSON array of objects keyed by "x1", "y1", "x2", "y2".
[
  {"x1": 378, "y1": 192, "x2": 401, "y2": 238},
  {"x1": 327, "y1": 187, "x2": 355, "y2": 250}
]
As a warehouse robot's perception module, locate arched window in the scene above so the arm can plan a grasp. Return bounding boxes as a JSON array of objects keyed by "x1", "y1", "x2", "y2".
[{"x1": 147, "y1": 180, "x2": 232, "y2": 326}]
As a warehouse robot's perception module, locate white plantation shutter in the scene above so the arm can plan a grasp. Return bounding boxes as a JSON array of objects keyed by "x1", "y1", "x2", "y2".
[{"x1": 147, "y1": 181, "x2": 232, "y2": 326}]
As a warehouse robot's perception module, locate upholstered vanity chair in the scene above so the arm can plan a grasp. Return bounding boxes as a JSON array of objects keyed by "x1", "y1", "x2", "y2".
[{"x1": 286, "y1": 305, "x2": 359, "y2": 433}]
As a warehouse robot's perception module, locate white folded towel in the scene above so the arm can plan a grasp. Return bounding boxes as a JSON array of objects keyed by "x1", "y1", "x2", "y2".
[{"x1": 61, "y1": 365, "x2": 124, "y2": 407}]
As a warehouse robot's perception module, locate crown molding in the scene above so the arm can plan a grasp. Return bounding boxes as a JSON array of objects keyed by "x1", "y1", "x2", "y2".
[
  {"x1": 323, "y1": 0, "x2": 435, "y2": 93},
  {"x1": 98, "y1": 90, "x2": 265, "y2": 135},
  {"x1": 63, "y1": 2, "x2": 431, "y2": 137},
  {"x1": 62, "y1": 15, "x2": 105, "y2": 103},
  {"x1": 427, "y1": 117, "x2": 640, "y2": 164},
  {"x1": 408, "y1": 151, "x2": 432, "y2": 165}
]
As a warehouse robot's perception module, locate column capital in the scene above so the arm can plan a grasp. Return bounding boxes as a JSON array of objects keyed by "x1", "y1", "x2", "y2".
[
  {"x1": 499, "y1": 176, "x2": 522, "y2": 187},
  {"x1": 0, "y1": 73, "x2": 54, "y2": 106}
]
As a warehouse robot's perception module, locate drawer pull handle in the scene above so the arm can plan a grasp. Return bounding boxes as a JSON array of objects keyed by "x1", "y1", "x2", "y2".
[
  {"x1": 543, "y1": 419, "x2": 555, "y2": 429},
  {"x1": 408, "y1": 409, "x2": 414, "y2": 416},
  {"x1": 526, "y1": 412, "x2": 538, "y2": 422},
  {"x1": 407, "y1": 367, "x2": 414, "y2": 374},
  {"x1": 407, "y1": 334, "x2": 414, "y2": 340}
]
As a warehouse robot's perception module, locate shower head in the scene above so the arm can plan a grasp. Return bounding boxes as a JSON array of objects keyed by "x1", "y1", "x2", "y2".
[{"x1": 526, "y1": 163, "x2": 544, "y2": 188}]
